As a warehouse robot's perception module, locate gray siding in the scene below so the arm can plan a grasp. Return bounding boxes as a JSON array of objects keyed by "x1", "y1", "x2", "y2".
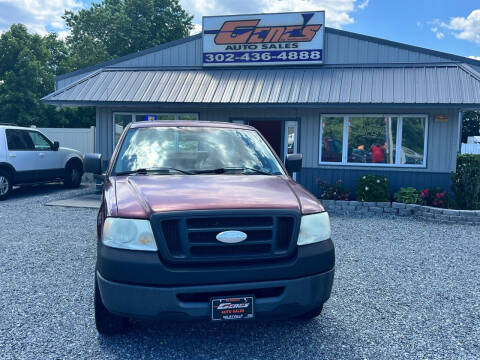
[
  {"x1": 114, "y1": 37, "x2": 202, "y2": 68},
  {"x1": 96, "y1": 106, "x2": 460, "y2": 175},
  {"x1": 57, "y1": 72, "x2": 95, "y2": 90},
  {"x1": 109, "y1": 30, "x2": 469, "y2": 67},
  {"x1": 324, "y1": 31, "x2": 448, "y2": 64},
  {"x1": 96, "y1": 107, "x2": 115, "y2": 160},
  {"x1": 84, "y1": 32, "x2": 460, "y2": 70},
  {"x1": 297, "y1": 168, "x2": 452, "y2": 196},
  {"x1": 55, "y1": 30, "x2": 480, "y2": 89}
]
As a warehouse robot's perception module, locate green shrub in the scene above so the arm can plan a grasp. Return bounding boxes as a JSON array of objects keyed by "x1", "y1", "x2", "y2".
[
  {"x1": 394, "y1": 187, "x2": 422, "y2": 204},
  {"x1": 451, "y1": 154, "x2": 480, "y2": 210},
  {"x1": 420, "y1": 187, "x2": 447, "y2": 208},
  {"x1": 355, "y1": 175, "x2": 390, "y2": 202},
  {"x1": 318, "y1": 179, "x2": 351, "y2": 200}
]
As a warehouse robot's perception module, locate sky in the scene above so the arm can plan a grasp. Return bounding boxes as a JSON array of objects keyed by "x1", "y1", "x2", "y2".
[{"x1": 0, "y1": 0, "x2": 479, "y2": 60}]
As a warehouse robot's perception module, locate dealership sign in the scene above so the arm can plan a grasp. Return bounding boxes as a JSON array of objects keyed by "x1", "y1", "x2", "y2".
[{"x1": 202, "y1": 11, "x2": 325, "y2": 66}]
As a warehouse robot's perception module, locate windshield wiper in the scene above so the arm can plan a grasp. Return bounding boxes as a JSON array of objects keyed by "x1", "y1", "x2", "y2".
[
  {"x1": 192, "y1": 167, "x2": 275, "y2": 175},
  {"x1": 115, "y1": 167, "x2": 193, "y2": 176}
]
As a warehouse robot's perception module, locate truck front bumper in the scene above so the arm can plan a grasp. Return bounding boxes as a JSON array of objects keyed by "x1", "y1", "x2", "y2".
[{"x1": 96, "y1": 268, "x2": 334, "y2": 320}]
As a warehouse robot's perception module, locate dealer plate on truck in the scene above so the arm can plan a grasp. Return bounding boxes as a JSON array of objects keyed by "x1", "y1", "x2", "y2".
[{"x1": 211, "y1": 296, "x2": 255, "y2": 321}]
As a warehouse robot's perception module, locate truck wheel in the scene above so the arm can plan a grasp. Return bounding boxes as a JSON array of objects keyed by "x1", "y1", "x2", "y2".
[
  {"x1": 94, "y1": 278, "x2": 128, "y2": 335},
  {"x1": 295, "y1": 304, "x2": 324, "y2": 320},
  {"x1": 0, "y1": 170, "x2": 12, "y2": 201},
  {"x1": 64, "y1": 162, "x2": 83, "y2": 188}
]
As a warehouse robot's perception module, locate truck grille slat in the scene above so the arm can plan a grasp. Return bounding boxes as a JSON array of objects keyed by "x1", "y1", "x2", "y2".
[{"x1": 151, "y1": 210, "x2": 299, "y2": 265}]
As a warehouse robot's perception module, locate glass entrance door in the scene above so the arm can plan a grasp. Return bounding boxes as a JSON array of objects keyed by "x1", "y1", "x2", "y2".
[{"x1": 284, "y1": 121, "x2": 299, "y2": 179}]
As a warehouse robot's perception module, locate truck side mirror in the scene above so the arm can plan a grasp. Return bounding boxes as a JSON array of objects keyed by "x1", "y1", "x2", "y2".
[
  {"x1": 52, "y1": 141, "x2": 60, "y2": 151},
  {"x1": 285, "y1": 153, "x2": 302, "y2": 174},
  {"x1": 84, "y1": 153, "x2": 103, "y2": 175}
]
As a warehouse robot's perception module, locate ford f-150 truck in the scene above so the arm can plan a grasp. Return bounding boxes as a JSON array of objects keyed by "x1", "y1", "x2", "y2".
[{"x1": 84, "y1": 121, "x2": 334, "y2": 334}]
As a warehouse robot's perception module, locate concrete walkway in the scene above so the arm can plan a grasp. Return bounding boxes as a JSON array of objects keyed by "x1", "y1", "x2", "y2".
[{"x1": 46, "y1": 193, "x2": 101, "y2": 209}]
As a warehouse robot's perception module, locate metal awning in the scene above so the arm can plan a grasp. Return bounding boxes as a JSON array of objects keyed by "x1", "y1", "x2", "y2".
[{"x1": 43, "y1": 64, "x2": 480, "y2": 106}]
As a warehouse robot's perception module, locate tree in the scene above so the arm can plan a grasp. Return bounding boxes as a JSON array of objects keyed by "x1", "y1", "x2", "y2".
[
  {"x1": 0, "y1": 24, "x2": 55, "y2": 127},
  {"x1": 462, "y1": 111, "x2": 480, "y2": 143},
  {"x1": 63, "y1": 0, "x2": 193, "y2": 70},
  {"x1": 0, "y1": 0, "x2": 193, "y2": 128},
  {"x1": 0, "y1": 25, "x2": 95, "y2": 128}
]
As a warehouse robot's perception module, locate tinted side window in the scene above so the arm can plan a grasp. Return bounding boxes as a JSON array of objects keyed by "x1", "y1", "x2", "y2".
[
  {"x1": 6, "y1": 130, "x2": 34, "y2": 151},
  {"x1": 28, "y1": 131, "x2": 52, "y2": 150}
]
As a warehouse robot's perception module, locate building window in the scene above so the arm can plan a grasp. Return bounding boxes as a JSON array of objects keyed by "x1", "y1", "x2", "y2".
[
  {"x1": 320, "y1": 116, "x2": 344, "y2": 163},
  {"x1": 113, "y1": 112, "x2": 199, "y2": 146},
  {"x1": 114, "y1": 114, "x2": 133, "y2": 145},
  {"x1": 400, "y1": 117, "x2": 427, "y2": 165},
  {"x1": 319, "y1": 115, "x2": 428, "y2": 167}
]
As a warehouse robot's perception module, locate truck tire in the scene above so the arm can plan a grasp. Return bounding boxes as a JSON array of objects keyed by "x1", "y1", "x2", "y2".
[
  {"x1": 295, "y1": 304, "x2": 324, "y2": 320},
  {"x1": 94, "y1": 277, "x2": 128, "y2": 335},
  {"x1": 64, "y1": 162, "x2": 83, "y2": 188},
  {"x1": 0, "y1": 169, "x2": 12, "y2": 201}
]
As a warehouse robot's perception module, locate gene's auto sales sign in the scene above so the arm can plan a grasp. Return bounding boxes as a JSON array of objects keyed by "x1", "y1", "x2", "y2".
[{"x1": 202, "y1": 11, "x2": 325, "y2": 66}]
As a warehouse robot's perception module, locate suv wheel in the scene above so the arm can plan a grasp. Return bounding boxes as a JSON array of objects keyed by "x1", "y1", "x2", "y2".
[
  {"x1": 295, "y1": 304, "x2": 324, "y2": 320},
  {"x1": 94, "y1": 278, "x2": 128, "y2": 335},
  {"x1": 0, "y1": 170, "x2": 12, "y2": 201},
  {"x1": 64, "y1": 162, "x2": 83, "y2": 188}
]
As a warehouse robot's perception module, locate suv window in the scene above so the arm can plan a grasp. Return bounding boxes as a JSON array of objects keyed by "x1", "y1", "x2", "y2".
[
  {"x1": 28, "y1": 131, "x2": 52, "y2": 150},
  {"x1": 5, "y1": 129, "x2": 34, "y2": 151}
]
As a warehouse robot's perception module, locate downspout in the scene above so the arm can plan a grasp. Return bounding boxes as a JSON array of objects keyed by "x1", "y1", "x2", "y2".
[{"x1": 457, "y1": 110, "x2": 463, "y2": 153}]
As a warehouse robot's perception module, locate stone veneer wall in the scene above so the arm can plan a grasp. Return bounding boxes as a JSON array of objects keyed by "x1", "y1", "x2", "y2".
[{"x1": 321, "y1": 200, "x2": 480, "y2": 225}]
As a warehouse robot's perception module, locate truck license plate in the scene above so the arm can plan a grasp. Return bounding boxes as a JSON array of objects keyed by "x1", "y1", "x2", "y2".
[{"x1": 211, "y1": 296, "x2": 255, "y2": 321}]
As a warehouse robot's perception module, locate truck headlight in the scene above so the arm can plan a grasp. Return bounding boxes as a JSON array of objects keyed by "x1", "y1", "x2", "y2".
[
  {"x1": 102, "y1": 218, "x2": 157, "y2": 251},
  {"x1": 297, "y1": 212, "x2": 331, "y2": 246}
]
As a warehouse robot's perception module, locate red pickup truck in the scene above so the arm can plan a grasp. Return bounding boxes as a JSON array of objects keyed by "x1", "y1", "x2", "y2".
[{"x1": 85, "y1": 121, "x2": 334, "y2": 334}]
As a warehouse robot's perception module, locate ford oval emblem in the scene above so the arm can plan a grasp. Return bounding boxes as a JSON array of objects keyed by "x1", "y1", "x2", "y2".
[{"x1": 216, "y1": 230, "x2": 248, "y2": 244}]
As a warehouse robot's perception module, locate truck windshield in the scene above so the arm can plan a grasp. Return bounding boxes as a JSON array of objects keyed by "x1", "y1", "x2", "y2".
[{"x1": 113, "y1": 127, "x2": 284, "y2": 175}]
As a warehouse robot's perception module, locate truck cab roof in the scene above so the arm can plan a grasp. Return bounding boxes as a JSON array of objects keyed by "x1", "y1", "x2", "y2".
[{"x1": 130, "y1": 120, "x2": 254, "y2": 130}]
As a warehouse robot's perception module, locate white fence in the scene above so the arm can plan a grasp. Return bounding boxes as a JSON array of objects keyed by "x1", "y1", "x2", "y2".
[
  {"x1": 461, "y1": 143, "x2": 480, "y2": 155},
  {"x1": 37, "y1": 127, "x2": 95, "y2": 155}
]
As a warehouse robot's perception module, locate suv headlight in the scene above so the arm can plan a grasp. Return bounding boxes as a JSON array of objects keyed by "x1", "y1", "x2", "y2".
[
  {"x1": 102, "y1": 218, "x2": 157, "y2": 251},
  {"x1": 297, "y1": 212, "x2": 331, "y2": 246}
]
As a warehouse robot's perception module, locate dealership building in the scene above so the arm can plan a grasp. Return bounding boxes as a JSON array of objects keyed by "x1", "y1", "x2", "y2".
[{"x1": 43, "y1": 11, "x2": 480, "y2": 195}]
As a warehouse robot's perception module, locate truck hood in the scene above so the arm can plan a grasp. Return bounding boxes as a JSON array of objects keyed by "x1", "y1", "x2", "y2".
[{"x1": 108, "y1": 175, "x2": 323, "y2": 218}]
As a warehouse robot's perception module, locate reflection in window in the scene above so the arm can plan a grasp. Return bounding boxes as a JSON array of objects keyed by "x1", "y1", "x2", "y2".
[
  {"x1": 114, "y1": 127, "x2": 284, "y2": 175},
  {"x1": 321, "y1": 117, "x2": 344, "y2": 162},
  {"x1": 287, "y1": 126, "x2": 295, "y2": 155},
  {"x1": 28, "y1": 131, "x2": 52, "y2": 150},
  {"x1": 114, "y1": 114, "x2": 132, "y2": 145},
  {"x1": 347, "y1": 117, "x2": 397, "y2": 164},
  {"x1": 319, "y1": 115, "x2": 427, "y2": 166},
  {"x1": 178, "y1": 114, "x2": 198, "y2": 120},
  {"x1": 114, "y1": 113, "x2": 199, "y2": 146},
  {"x1": 401, "y1": 117, "x2": 426, "y2": 165}
]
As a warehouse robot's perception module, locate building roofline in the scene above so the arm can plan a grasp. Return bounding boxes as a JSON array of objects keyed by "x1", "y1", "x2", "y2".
[
  {"x1": 326, "y1": 28, "x2": 480, "y2": 67},
  {"x1": 46, "y1": 62, "x2": 480, "y2": 102},
  {"x1": 55, "y1": 33, "x2": 202, "y2": 81},
  {"x1": 55, "y1": 27, "x2": 480, "y2": 84},
  {"x1": 41, "y1": 100, "x2": 478, "y2": 109},
  {"x1": 101, "y1": 62, "x2": 474, "y2": 71}
]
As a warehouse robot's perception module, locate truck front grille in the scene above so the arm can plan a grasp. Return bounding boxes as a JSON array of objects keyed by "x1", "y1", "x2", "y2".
[{"x1": 151, "y1": 210, "x2": 300, "y2": 265}]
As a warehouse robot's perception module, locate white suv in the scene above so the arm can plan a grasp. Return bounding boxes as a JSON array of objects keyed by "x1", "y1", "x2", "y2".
[{"x1": 0, "y1": 124, "x2": 84, "y2": 200}]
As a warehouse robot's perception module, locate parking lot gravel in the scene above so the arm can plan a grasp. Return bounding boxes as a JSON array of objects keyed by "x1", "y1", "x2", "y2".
[{"x1": 0, "y1": 184, "x2": 479, "y2": 360}]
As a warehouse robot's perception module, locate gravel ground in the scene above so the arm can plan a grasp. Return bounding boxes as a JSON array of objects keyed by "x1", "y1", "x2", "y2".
[{"x1": 0, "y1": 184, "x2": 479, "y2": 360}]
